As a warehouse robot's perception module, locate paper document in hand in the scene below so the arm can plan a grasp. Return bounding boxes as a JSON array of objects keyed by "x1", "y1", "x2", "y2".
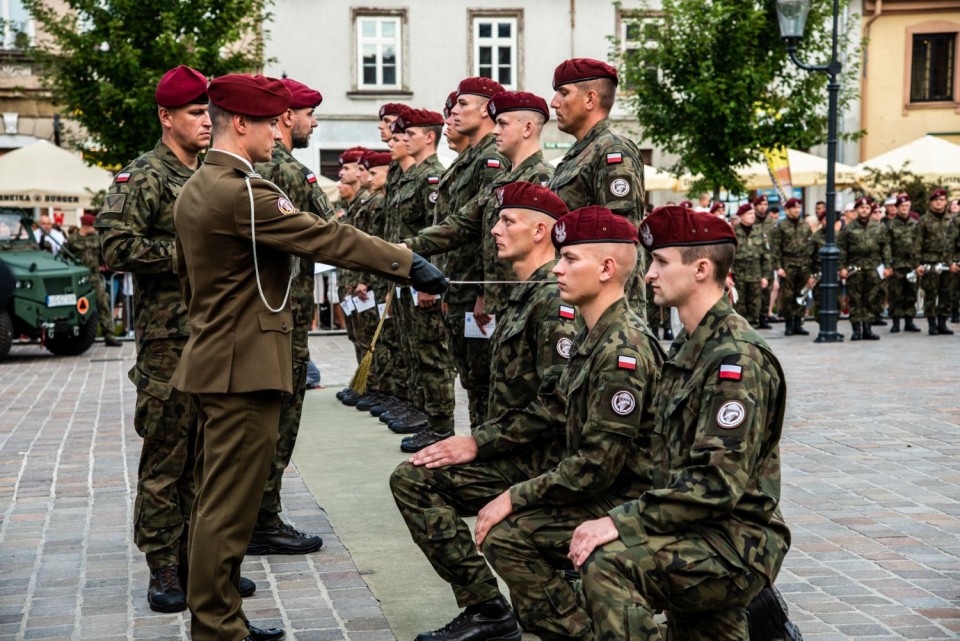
[
  {"x1": 464, "y1": 312, "x2": 496, "y2": 339},
  {"x1": 340, "y1": 298, "x2": 356, "y2": 316},
  {"x1": 353, "y1": 290, "x2": 377, "y2": 313}
]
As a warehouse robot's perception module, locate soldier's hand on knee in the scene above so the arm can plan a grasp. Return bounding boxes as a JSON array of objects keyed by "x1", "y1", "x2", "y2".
[
  {"x1": 409, "y1": 435, "x2": 478, "y2": 468},
  {"x1": 474, "y1": 491, "x2": 513, "y2": 552},
  {"x1": 568, "y1": 517, "x2": 619, "y2": 570}
]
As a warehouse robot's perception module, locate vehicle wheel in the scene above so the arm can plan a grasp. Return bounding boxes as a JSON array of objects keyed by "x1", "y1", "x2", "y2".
[
  {"x1": 0, "y1": 310, "x2": 12, "y2": 360},
  {"x1": 46, "y1": 311, "x2": 99, "y2": 356}
]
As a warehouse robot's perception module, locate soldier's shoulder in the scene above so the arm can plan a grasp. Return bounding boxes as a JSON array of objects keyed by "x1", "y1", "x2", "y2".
[{"x1": 113, "y1": 151, "x2": 166, "y2": 188}]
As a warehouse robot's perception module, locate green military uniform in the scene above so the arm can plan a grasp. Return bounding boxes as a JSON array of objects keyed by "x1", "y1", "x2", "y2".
[
  {"x1": 483, "y1": 297, "x2": 664, "y2": 641},
  {"x1": 770, "y1": 216, "x2": 813, "y2": 332},
  {"x1": 96, "y1": 140, "x2": 197, "y2": 571},
  {"x1": 914, "y1": 209, "x2": 954, "y2": 330},
  {"x1": 582, "y1": 296, "x2": 791, "y2": 641},
  {"x1": 339, "y1": 187, "x2": 371, "y2": 363},
  {"x1": 550, "y1": 120, "x2": 647, "y2": 309},
  {"x1": 387, "y1": 154, "x2": 457, "y2": 433},
  {"x1": 407, "y1": 133, "x2": 509, "y2": 428},
  {"x1": 950, "y1": 214, "x2": 960, "y2": 322},
  {"x1": 254, "y1": 141, "x2": 335, "y2": 531},
  {"x1": 838, "y1": 217, "x2": 891, "y2": 327},
  {"x1": 755, "y1": 210, "x2": 778, "y2": 322},
  {"x1": 732, "y1": 222, "x2": 772, "y2": 327},
  {"x1": 886, "y1": 215, "x2": 919, "y2": 328},
  {"x1": 65, "y1": 230, "x2": 116, "y2": 339},
  {"x1": 390, "y1": 262, "x2": 577, "y2": 608}
]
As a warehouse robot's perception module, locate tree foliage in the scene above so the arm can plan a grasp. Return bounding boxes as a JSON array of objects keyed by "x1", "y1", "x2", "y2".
[
  {"x1": 23, "y1": 0, "x2": 270, "y2": 168},
  {"x1": 612, "y1": 0, "x2": 861, "y2": 197},
  {"x1": 857, "y1": 164, "x2": 949, "y2": 217}
]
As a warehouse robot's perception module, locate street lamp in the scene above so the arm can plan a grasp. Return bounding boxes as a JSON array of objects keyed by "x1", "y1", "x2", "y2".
[{"x1": 775, "y1": 0, "x2": 843, "y2": 343}]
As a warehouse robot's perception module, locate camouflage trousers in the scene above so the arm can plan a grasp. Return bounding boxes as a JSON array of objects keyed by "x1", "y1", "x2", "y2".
[
  {"x1": 389, "y1": 459, "x2": 525, "y2": 607},
  {"x1": 733, "y1": 280, "x2": 764, "y2": 326},
  {"x1": 256, "y1": 324, "x2": 309, "y2": 528},
  {"x1": 371, "y1": 310, "x2": 411, "y2": 401},
  {"x1": 352, "y1": 306, "x2": 380, "y2": 388},
  {"x1": 887, "y1": 270, "x2": 918, "y2": 319},
  {"x1": 581, "y1": 530, "x2": 766, "y2": 641},
  {"x1": 395, "y1": 289, "x2": 456, "y2": 432},
  {"x1": 846, "y1": 270, "x2": 882, "y2": 323},
  {"x1": 920, "y1": 270, "x2": 952, "y2": 318},
  {"x1": 443, "y1": 302, "x2": 491, "y2": 430},
  {"x1": 483, "y1": 501, "x2": 626, "y2": 640},
  {"x1": 91, "y1": 273, "x2": 115, "y2": 337},
  {"x1": 778, "y1": 267, "x2": 807, "y2": 321},
  {"x1": 130, "y1": 337, "x2": 196, "y2": 569}
]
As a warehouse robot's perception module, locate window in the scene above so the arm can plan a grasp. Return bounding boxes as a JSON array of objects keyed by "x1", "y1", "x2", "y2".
[
  {"x1": 356, "y1": 15, "x2": 402, "y2": 90},
  {"x1": 2, "y1": 0, "x2": 34, "y2": 50},
  {"x1": 620, "y1": 13, "x2": 662, "y2": 88},
  {"x1": 911, "y1": 33, "x2": 955, "y2": 102},
  {"x1": 473, "y1": 16, "x2": 518, "y2": 89}
]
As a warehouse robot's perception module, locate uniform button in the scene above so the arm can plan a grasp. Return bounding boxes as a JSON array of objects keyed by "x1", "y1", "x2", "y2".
[
  {"x1": 391, "y1": 262, "x2": 399, "y2": 270},
  {"x1": 281, "y1": 322, "x2": 288, "y2": 331}
]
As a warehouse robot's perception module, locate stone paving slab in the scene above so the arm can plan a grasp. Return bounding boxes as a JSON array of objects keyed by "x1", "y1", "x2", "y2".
[{"x1": 0, "y1": 325, "x2": 958, "y2": 640}]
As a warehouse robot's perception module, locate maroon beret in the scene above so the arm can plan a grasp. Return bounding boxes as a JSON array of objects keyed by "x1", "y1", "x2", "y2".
[
  {"x1": 854, "y1": 197, "x2": 871, "y2": 208},
  {"x1": 678, "y1": 200, "x2": 694, "y2": 208},
  {"x1": 457, "y1": 76, "x2": 505, "y2": 99},
  {"x1": 709, "y1": 202, "x2": 725, "y2": 214},
  {"x1": 495, "y1": 182, "x2": 568, "y2": 220},
  {"x1": 736, "y1": 203, "x2": 754, "y2": 217},
  {"x1": 281, "y1": 78, "x2": 323, "y2": 109},
  {"x1": 155, "y1": 65, "x2": 208, "y2": 108},
  {"x1": 338, "y1": 146, "x2": 369, "y2": 166},
  {"x1": 552, "y1": 206, "x2": 638, "y2": 249},
  {"x1": 552, "y1": 58, "x2": 618, "y2": 90},
  {"x1": 930, "y1": 188, "x2": 947, "y2": 200},
  {"x1": 443, "y1": 91, "x2": 458, "y2": 119},
  {"x1": 208, "y1": 74, "x2": 291, "y2": 118},
  {"x1": 895, "y1": 194, "x2": 911, "y2": 205},
  {"x1": 783, "y1": 197, "x2": 802, "y2": 209},
  {"x1": 362, "y1": 152, "x2": 392, "y2": 169},
  {"x1": 379, "y1": 103, "x2": 407, "y2": 119},
  {"x1": 752, "y1": 195, "x2": 768, "y2": 205},
  {"x1": 639, "y1": 206, "x2": 737, "y2": 251},
  {"x1": 396, "y1": 108, "x2": 445, "y2": 131},
  {"x1": 487, "y1": 91, "x2": 550, "y2": 121},
  {"x1": 80, "y1": 213, "x2": 96, "y2": 226}
]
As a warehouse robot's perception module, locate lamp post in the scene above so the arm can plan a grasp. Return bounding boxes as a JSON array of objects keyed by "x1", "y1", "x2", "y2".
[{"x1": 775, "y1": 0, "x2": 843, "y2": 343}]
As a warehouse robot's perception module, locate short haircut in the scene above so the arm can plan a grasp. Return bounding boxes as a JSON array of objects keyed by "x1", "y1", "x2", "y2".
[
  {"x1": 678, "y1": 244, "x2": 736, "y2": 288},
  {"x1": 423, "y1": 125, "x2": 443, "y2": 147},
  {"x1": 583, "y1": 78, "x2": 616, "y2": 112},
  {"x1": 587, "y1": 243, "x2": 638, "y2": 287},
  {"x1": 209, "y1": 103, "x2": 232, "y2": 136}
]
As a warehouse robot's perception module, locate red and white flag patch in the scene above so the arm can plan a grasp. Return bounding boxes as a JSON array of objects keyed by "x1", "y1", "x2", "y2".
[
  {"x1": 606, "y1": 152, "x2": 623, "y2": 165},
  {"x1": 427, "y1": 176, "x2": 440, "y2": 184},
  {"x1": 618, "y1": 355, "x2": 637, "y2": 370},
  {"x1": 486, "y1": 158, "x2": 501, "y2": 168},
  {"x1": 305, "y1": 172, "x2": 317, "y2": 184},
  {"x1": 116, "y1": 172, "x2": 131, "y2": 183},
  {"x1": 719, "y1": 364, "x2": 743, "y2": 381},
  {"x1": 559, "y1": 305, "x2": 575, "y2": 319}
]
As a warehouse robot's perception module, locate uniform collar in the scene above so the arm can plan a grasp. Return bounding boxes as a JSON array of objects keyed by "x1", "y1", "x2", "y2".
[
  {"x1": 205, "y1": 148, "x2": 255, "y2": 174},
  {"x1": 573, "y1": 296, "x2": 631, "y2": 356},
  {"x1": 508, "y1": 151, "x2": 545, "y2": 176},
  {"x1": 474, "y1": 132, "x2": 499, "y2": 156},
  {"x1": 271, "y1": 140, "x2": 296, "y2": 164},
  {"x1": 563, "y1": 119, "x2": 611, "y2": 162},
  {"x1": 155, "y1": 140, "x2": 199, "y2": 179},
  {"x1": 667, "y1": 294, "x2": 733, "y2": 369},
  {"x1": 509, "y1": 260, "x2": 557, "y2": 303}
]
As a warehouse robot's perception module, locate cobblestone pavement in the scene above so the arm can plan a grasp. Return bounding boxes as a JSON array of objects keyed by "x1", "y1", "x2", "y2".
[{"x1": 0, "y1": 324, "x2": 959, "y2": 640}]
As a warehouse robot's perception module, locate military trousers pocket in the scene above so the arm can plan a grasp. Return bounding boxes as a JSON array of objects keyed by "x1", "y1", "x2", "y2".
[{"x1": 423, "y1": 506, "x2": 459, "y2": 542}]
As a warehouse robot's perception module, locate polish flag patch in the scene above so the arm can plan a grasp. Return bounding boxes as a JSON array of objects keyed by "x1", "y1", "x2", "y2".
[
  {"x1": 618, "y1": 355, "x2": 637, "y2": 370},
  {"x1": 559, "y1": 305, "x2": 575, "y2": 319},
  {"x1": 305, "y1": 172, "x2": 317, "y2": 184},
  {"x1": 719, "y1": 364, "x2": 743, "y2": 381},
  {"x1": 115, "y1": 172, "x2": 131, "y2": 183},
  {"x1": 486, "y1": 158, "x2": 501, "y2": 168},
  {"x1": 606, "y1": 152, "x2": 623, "y2": 165},
  {"x1": 427, "y1": 176, "x2": 440, "y2": 184}
]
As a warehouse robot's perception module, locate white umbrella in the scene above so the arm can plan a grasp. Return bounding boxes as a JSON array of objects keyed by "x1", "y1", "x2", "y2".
[
  {"x1": 548, "y1": 156, "x2": 679, "y2": 191},
  {"x1": 735, "y1": 148, "x2": 859, "y2": 189},
  {"x1": 0, "y1": 140, "x2": 114, "y2": 210},
  {"x1": 856, "y1": 135, "x2": 960, "y2": 181}
]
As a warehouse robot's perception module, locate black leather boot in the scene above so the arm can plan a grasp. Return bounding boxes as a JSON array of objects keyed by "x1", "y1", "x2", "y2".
[
  {"x1": 929, "y1": 318, "x2": 939, "y2": 335},
  {"x1": 794, "y1": 318, "x2": 810, "y2": 335},
  {"x1": 890, "y1": 317, "x2": 900, "y2": 333},
  {"x1": 784, "y1": 318, "x2": 795, "y2": 336},
  {"x1": 904, "y1": 316, "x2": 921, "y2": 332},
  {"x1": 862, "y1": 323, "x2": 880, "y2": 340},
  {"x1": 938, "y1": 317, "x2": 954, "y2": 335},
  {"x1": 850, "y1": 322, "x2": 862, "y2": 341},
  {"x1": 414, "y1": 595, "x2": 521, "y2": 641},
  {"x1": 148, "y1": 565, "x2": 186, "y2": 613}
]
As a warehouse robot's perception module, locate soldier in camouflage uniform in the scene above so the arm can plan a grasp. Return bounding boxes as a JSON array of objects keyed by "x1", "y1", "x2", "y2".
[
  {"x1": 753, "y1": 196, "x2": 776, "y2": 328},
  {"x1": 732, "y1": 203, "x2": 772, "y2": 328},
  {"x1": 548, "y1": 58, "x2": 647, "y2": 312},
  {"x1": 950, "y1": 198, "x2": 960, "y2": 323},
  {"x1": 249, "y1": 78, "x2": 329, "y2": 555},
  {"x1": 838, "y1": 197, "x2": 892, "y2": 341},
  {"x1": 477, "y1": 205, "x2": 664, "y2": 641},
  {"x1": 886, "y1": 197, "x2": 921, "y2": 332},
  {"x1": 770, "y1": 198, "x2": 814, "y2": 336},
  {"x1": 571, "y1": 206, "x2": 791, "y2": 641},
  {"x1": 391, "y1": 183, "x2": 576, "y2": 641},
  {"x1": 66, "y1": 213, "x2": 121, "y2": 346},
  {"x1": 914, "y1": 189, "x2": 956, "y2": 335},
  {"x1": 96, "y1": 66, "x2": 254, "y2": 612}
]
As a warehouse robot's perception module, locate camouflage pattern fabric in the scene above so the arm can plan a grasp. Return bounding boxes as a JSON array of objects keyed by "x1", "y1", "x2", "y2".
[
  {"x1": 914, "y1": 211, "x2": 954, "y2": 318},
  {"x1": 351, "y1": 190, "x2": 388, "y2": 392},
  {"x1": 583, "y1": 296, "x2": 790, "y2": 641},
  {"x1": 755, "y1": 213, "x2": 778, "y2": 309},
  {"x1": 838, "y1": 218, "x2": 892, "y2": 323},
  {"x1": 732, "y1": 223, "x2": 772, "y2": 325},
  {"x1": 770, "y1": 217, "x2": 813, "y2": 321},
  {"x1": 65, "y1": 230, "x2": 115, "y2": 336},
  {"x1": 950, "y1": 216, "x2": 960, "y2": 318},
  {"x1": 886, "y1": 214, "x2": 919, "y2": 319}
]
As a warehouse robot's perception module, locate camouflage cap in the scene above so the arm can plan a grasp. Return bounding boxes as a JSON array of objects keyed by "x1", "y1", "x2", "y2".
[
  {"x1": 552, "y1": 206, "x2": 638, "y2": 250},
  {"x1": 639, "y1": 206, "x2": 736, "y2": 251}
]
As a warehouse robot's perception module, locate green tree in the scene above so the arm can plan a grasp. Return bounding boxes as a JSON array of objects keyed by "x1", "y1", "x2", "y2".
[
  {"x1": 23, "y1": 0, "x2": 270, "y2": 168},
  {"x1": 612, "y1": 0, "x2": 861, "y2": 198},
  {"x1": 857, "y1": 164, "x2": 947, "y2": 217}
]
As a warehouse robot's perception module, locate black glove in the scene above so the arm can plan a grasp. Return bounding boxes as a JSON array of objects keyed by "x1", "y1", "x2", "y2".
[{"x1": 409, "y1": 253, "x2": 448, "y2": 295}]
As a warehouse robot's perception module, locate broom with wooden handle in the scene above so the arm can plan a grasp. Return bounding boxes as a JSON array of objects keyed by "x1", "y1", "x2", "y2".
[{"x1": 349, "y1": 287, "x2": 396, "y2": 394}]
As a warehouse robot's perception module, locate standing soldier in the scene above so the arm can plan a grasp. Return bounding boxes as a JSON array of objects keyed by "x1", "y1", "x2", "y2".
[
  {"x1": 753, "y1": 195, "x2": 776, "y2": 328},
  {"x1": 887, "y1": 195, "x2": 921, "y2": 333},
  {"x1": 914, "y1": 189, "x2": 954, "y2": 335},
  {"x1": 732, "y1": 203, "x2": 772, "y2": 328},
  {"x1": 770, "y1": 198, "x2": 814, "y2": 336},
  {"x1": 67, "y1": 213, "x2": 121, "y2": 346},
  {"x1": 548, "y1": 58, "x2": 647, "y2": 308},
  {"x1": 96, "y1": 66, "x2": 259, "y2": 612},
  {"x1": 248, "y1": 78, "x2": 329, "y2": 555},
  {"x1": 838, "y1": 197, "x2": 892, "y2": 341}
]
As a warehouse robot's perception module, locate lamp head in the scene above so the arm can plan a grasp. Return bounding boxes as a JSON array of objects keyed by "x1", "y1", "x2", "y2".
[{"x1": 776, "y1": 0, "x2": 811, "y2": 43}]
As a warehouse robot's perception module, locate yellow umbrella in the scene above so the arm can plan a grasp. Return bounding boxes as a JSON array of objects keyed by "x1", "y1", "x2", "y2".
[{"x1": 678, "y1": 148, "x2": 858, "y2": 191}]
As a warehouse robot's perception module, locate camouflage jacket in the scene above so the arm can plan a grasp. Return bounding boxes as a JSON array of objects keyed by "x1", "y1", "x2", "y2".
[
  {"x1": 352, "y1": 190, "x2": 387, "y2": 290},
  {"x1": 338, "y1": 188, "x2": 373, "y2": 289},
  {"x1": 96, "y1": 140, "x2": 193, "y2": 346},
  {"x1": 952, "y1": 216, "x2": 960, "y2": 264},
  {"x1": 256, "y1": 142, "x2": 335, "y2": 326},
  {"x1": 913, "y1": 211, "x2": 952, "y2": 265},
  {"x1": 608, "y1": 296, "x2": 791, "y2": 583},
  {"x1": 732, "y1": 224, "x2": 771, "y2": 283},
  {"x1": 837, "y1": 217, "x2": 891, "y2": 270},
  {"x1": 383, "y1": 161, "x2": 423, "y2": 243},
  {"x1": 770, "y1": 217, "x2": 813, "y2": 273},
  {"x1": 473, "y1": 262, "x2": 579, "y2": 479},
  {"x1": 886, "y1": 215, "x2": 917, "y2": 270},
  {"x1": 509, "y1": 297, "x2": 664, "y2": 510},
  {"x1": 409, "y1": 133, "x2": 509, "y2": 306},
  {"x1": 65, "y1": 230, "x2": 104, "y2": 274},
  {"x1": 811, "y1": 226, "x2": 826, "y2": 274},
  {"x1": 754, "y1": 213, "x2": 778, "y2": 240}
]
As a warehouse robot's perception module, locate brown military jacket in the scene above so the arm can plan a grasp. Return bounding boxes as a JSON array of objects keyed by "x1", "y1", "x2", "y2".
[{"x1": 171, "y1": 150, "x2": 412, "y2": 395}]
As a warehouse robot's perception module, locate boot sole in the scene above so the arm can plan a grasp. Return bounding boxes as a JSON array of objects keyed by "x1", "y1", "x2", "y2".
[
  {"x1": 148, "y1": 598, "x2": 187, "y2": 613},
  {"x1": 246, "y1": 541, "x2": 324, "y2": 556}
]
